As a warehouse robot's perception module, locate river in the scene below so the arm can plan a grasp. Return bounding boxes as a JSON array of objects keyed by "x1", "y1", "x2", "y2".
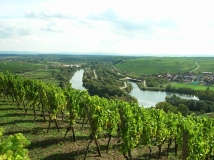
[
  {"x1": 129, "y1": 82, "x2": 198, "y2": 107},
  {"x1": 70, "y1": 69, "x2": 86, "y2": 91},
  {"x1": 70, "y1": 69, "x2": 198, "y2": 107}
]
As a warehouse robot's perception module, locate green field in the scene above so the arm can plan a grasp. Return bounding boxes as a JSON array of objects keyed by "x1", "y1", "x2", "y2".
[
  {"x1": 0, "y1": 61, "x2": 46, "y2": 73},
  {"x1": 171, "y1": 82, "x2": 214, "y2": 91},
  {"x1": 115, "y1": 57, "x2": 214, "y2": 75},
  {"x1": 19, "y1": 68, "x2": 61, "y2": 85},
  {"x1": 199, "y1": 112, "x2": 214, "y2": 118},
  {"x1": 0, "y1": 61, "x2": 63, "y2": 85}
]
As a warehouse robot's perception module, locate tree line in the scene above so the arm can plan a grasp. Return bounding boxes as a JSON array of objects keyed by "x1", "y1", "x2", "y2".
[{"x1": 156, "y1": 92, "x2": 214, "y2": 116}]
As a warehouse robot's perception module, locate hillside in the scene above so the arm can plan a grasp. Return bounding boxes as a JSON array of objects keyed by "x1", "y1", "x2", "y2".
[{"x1": 115, "y1": 57, "x2": 214, "y2": 75}]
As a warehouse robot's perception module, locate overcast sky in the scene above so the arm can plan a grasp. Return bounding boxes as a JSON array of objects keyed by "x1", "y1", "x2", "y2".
[{"x1": 0, "y1": 0, "x2": 214, "y2": 55}]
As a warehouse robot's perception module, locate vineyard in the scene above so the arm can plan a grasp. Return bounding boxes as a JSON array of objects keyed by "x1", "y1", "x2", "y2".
[
  {"x1": 115, "y1": 57, "x2": 214, "y2": 75},
  {"x1": 0, "y1": 72, "x2": 214, "y2": 159}
]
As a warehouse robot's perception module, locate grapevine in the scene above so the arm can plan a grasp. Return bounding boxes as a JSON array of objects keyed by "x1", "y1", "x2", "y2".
[{"x1": 0, "y1": 128, "x2": 30, "y2": 160}]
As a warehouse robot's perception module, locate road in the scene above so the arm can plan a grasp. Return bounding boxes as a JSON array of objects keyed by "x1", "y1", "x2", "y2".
[
  {"x1": 93, "y1": 70, "x2": 97, "y2": 79},
  {"x1": 144, "y1": 80, "x2": 147, "y2": 88},
  {"x1": 119, "y1": 82, "x2": 127, "y2": 89},
  {"x1": 190, "y1": 61, "x2": 200, "y2": 72}
]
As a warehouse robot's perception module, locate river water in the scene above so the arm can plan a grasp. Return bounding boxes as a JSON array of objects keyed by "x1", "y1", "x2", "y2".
[
  {"x1": 129, "y1": 82, "x2": 198, "y2": 107},
  {"x1": 70, "y1": 69, "x2": 198, "y2": 107},
  {"x1": 70, "y1": 69, "x2": 86, "y2": 91}
]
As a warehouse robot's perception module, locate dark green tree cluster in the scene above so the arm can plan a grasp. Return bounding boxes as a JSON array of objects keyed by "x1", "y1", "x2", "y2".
[
  {"x1": 155, "y1": 101, "x2": 190, "y2": 116},
  {"x1": 146, "y1": 77, "x2": 159, "y2": 87},
  {"x1": 165, "y1": 84, "x2": 196, "y2": 95},
  {"x1": 157, "y1": 95, "x2": 214, "y2": 115},
  {"x1": 145, "y1": 77, "x2": 169, "y2": 88},
  {"x1": 197, "y1": 90, "x2": 214, "y2": 101}
]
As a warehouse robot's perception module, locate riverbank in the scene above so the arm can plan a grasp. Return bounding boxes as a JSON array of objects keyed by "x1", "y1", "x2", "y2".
[{"x1": 136, "y1": 80, "x2": 206, "y2": 95}]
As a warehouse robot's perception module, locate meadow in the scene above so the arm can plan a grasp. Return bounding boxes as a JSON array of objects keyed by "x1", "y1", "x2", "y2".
[
  {"x1": 0, "y1": 61, "x2": 62, "y2": 85},
  {"x1": 0, "y1": 61, "x2": 46, "y2": 73},
  {"x1": 171, "y1": 82, "x2": 214, "y2": 91},
  {"x1": 19, "y1": 68, "x2": 61, "y2": 85},
  {"x1": 115, "y1": 57, "x2": 214, "y2": 75}
]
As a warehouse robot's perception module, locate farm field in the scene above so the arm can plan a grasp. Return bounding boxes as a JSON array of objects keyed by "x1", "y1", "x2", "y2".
[
  {"x1": 19, "y1": 68, "x2": 61, "y2": 85},
  {"x1": 0, "y1": 61, "x2": 46, "y2": 73},
  {"x1": 115, "y1": 57, "x2": 214, "y2": 75},
  {"x1": 0, "y1": 61, "x2": 62, "y2": 85},
  {"x1": 171, "y1": 82, "x2": 214, "y2": 91},
  {"x1": 0, "y1": 60, "x2": 76, "y2": 86}
]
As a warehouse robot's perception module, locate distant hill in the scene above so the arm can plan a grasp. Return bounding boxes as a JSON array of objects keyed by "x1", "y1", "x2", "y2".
[{"x1": 0, "y1": 51, "x2": 214, "y2": 57}]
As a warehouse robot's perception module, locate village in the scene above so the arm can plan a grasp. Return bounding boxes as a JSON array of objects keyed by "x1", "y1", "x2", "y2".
[{"x1": 158, "y1": 71, "x2": 214, "y2": 85}]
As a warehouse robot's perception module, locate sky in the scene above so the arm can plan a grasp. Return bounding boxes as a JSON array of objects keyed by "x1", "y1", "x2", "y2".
[{"x1": 0, "y1": 0, "x2": 214, "y2": 56}]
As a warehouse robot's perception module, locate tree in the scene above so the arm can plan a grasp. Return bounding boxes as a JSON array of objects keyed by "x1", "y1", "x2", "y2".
[
  {"x1": 177, "y1": 104, "x2": 189, "y2": 116},
  {"x1": 155, "y1": 102, "x2": 177, "y2": 113},
  {"x1": 202, "y1": 75, "x2": 210, "y2": 85},
  {"x1": 165, "y1": 95, "x2": 182, "y2": 106}
]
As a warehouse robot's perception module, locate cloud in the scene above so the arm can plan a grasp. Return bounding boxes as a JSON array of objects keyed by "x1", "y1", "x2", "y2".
[
  {"x1": 88, "y1": 8, "x2": 175, "y2": 31},
  {"x1": 88, "y1": 9, "x2": 149, "y2": 31},
  {"x1": 0, "y1": 0, "x2": 213, "y2": 55},
  {"x1": 25, "y1": 10, "x2": 71, "y2": 19},
  {"x1": 25, "y1": 9, "x2": 92, "y2": 29},
  {"x1": 26, "y1": 35, "x2": 54, "y2": 44},
  {"x1": 0, "y1": 22, "x2": 31, "y2": 39},
  {"x1": 41, "y1": 22, "x2": 63, "y2": 32},
  {"x1": 155, "y1": 19, "x2": 176, "y2": 29}
]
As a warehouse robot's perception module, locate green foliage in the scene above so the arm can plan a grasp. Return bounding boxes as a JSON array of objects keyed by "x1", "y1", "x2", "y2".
[
  {"x1": 177, "y1": 104, "x2": 189, "y2": 116},
  {"x1": 155, "y1": 102, "x2": 177, "y2": 113},
  {"x1": 165, "y1": 84, "x2": 196, "y2": 94},
  {"x1": 146, "y1": 77, "x2": 159, "y2": 87},
  {"x1": 165, "y1": 95, "x2": 214, "y2": 114},
  {"x1": 198, "y1": 90, "x2": 214, "y2": 101},
  {"x1": 0, "y1": 128, "x2": 30, "y2": 160}
]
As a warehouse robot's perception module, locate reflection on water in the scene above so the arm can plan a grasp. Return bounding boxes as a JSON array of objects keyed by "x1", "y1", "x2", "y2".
[
  {"x1": 129, "y1": 82, "x2": 199, "y2": 108},
  {"x1": 70, "y1": 69, "x2": 86, "y2": 91}
]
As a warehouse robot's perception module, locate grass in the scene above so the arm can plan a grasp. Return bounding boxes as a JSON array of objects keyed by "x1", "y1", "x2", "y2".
[
  {"x1": 19, "y1": 68, "x2": 61, "y2": 85},
  {"x1": 192, "y1": 57, "x2": 214, "y2": 74},
  {"x1": 0, "y1": 61, "x2": 71, "y2": 86},
  {"x1": 0, "y1": 97, "x2": 181, "y2": 160},
  {"x1": 171, "y1": 82, "x2": 214, "y2": 91},
  {"x1": 0, "y1": 61, "x2": 46, "y2": 74},
  {"x1": 115, "y1": 57, "x2": 214, "y2": 75},
  {"x1": 198, "y1": 112, "x2": 214, "y2": 118}
]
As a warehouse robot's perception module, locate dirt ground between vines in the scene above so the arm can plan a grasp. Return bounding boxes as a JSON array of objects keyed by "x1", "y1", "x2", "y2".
[{"x1": 0, "y1": 99, "x2": 181, "y2": 160}]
